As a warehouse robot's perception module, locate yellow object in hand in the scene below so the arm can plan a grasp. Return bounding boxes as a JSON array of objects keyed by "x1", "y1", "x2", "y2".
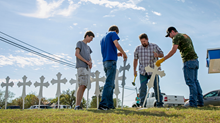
[{"x1": 156, "y1": 57, "x2": 165, "y2": 67}]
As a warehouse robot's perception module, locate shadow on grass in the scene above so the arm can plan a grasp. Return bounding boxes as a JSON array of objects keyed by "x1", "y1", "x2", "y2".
[
  {"x1": 173, "y1": 105, "x2": 220, "y2": 111},
  {"x1": 87, "y1": 108, "x2": 181, "y2": 118}
]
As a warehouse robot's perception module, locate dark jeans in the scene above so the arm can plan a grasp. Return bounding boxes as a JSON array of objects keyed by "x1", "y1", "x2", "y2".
[
  {"x1": 99, "y1": 60, "x2": 116, "y2": 108},
  {"x1": 183, "y1": 59, "x2": 203, "y2": 107},
  {"x1": 139, "y1": 74, "x2": 164, "y2": 107}
]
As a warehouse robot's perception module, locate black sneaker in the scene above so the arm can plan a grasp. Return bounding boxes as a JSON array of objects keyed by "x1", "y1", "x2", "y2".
[
  {"x1": 98, "y1": 105, "x2": 109, "y2": 110},
  {"x1": 109, "y1": 107, "x2": 115, "y2": 110},
  {"x1": 74, "y1": 106, "x2": 83, "y2": 110}
]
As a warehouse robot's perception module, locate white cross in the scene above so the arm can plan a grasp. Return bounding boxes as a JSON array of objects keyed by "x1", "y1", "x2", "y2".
[
  {"x1": 1, "y1": 76, "x2": 14, "y2": 109},
  {"x1": 142, "y1": 64, "x2": 165, "y2": 107},
  {"x1": 51, "y1": 72, "x2": 67, "y2": 109},
  {"x1": 119, "y1": 60, "x2": 130, "y2": 109},
  {"x1": 91, "y1": 70, "x2": 105, "y2": 109},
  {"x1": 17, "y1": 75, "x2": 32, "y2": 110},
  {"x1": 114, "y1": 69, "x2": 126, "y2": 108},
  {"x1": 34, "y1": 76, "x2": 49, "y2": 109},
  {"x1": 69, "y1": 74, "x2": 78, "y2": 97},
  {"x1": 84, "y1": 68, "x2": 92, "y2": 109}
]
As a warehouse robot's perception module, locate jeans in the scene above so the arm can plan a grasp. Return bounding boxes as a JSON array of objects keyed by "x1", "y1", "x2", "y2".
[
  {"x1": 139, "y1": 74, "x2": 164, "y2": 107},
  {"x1": 99, "y1": 60, "x2": 116, "y2": 108},
  {"x1": 183, "y1": 59, "x2": 203, "y2": 107}
]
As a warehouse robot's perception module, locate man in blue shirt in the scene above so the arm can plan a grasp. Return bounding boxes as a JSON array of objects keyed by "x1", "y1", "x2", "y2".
[{"x1": 98, "y1": 25, "x2": 127, "y2": 110}]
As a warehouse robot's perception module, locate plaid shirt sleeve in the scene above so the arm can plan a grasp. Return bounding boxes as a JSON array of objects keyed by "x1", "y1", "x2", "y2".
[
  {"x1": 134, "y1": 47, "x2": 139, "y2": 59},
  {"x1": 155, "y1": 44, "x2": 163, "y2": 55}
]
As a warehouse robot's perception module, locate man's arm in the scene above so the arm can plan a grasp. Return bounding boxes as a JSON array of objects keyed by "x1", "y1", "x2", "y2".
[
  {"x1": 133, "y1": 59, "x2": 138, "y2": 77},
  {"x1": 75, "y1": 48, "x2": 92, "y2": 67},
  {"x1": 113, "y1": 40, "x2": 127, "y2": 60},
  {"x1": 164, "y1": 44, "x2": 178, "y2": 60},
  {"x1": 154, "y1": 52, "x2": 164, "y2": 58},
  {"x1": 155, "y1": 44, "x2": 178, "y2": 67}
]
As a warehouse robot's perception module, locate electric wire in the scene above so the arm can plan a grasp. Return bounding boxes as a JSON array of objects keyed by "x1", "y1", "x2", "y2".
[
  {"x1": 0, "y1": 37, "x2": 75, "y2": 68},
  {"x1": 0, "y1": 31, "x2": 74, "y2": 65}
]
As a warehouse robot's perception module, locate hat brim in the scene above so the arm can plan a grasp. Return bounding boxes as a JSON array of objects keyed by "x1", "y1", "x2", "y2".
[{"x1": 165, "y1": 34, "x2": 169, "y2": 37}]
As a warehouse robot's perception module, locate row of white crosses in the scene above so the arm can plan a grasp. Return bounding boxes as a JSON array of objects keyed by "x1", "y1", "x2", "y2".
[
  {"x1": 0, "y1": 70, "x2": 106, "y2": 110},
  {"x1": 1, "y1": 64, "x2": 132, "y2": 110},
  {"x1": 1, "y1": 75, "x2": 49, "y2": 110}
]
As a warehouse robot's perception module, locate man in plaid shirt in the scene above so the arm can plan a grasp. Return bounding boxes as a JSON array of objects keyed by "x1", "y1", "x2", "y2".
[{"x1": 133, "y1": 33, "x2": 164, "y2": 107}]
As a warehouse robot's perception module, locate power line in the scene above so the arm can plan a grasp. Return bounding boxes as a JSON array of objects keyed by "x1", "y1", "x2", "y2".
[
  {"x1": 0, "y1": 31, "x2": 74, "y2": 65},
  {"x1": 0, "y1": 36, "x2": 75, "y2": 68}
]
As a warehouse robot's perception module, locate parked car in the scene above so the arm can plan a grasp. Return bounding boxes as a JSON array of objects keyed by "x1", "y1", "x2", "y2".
[
  {"x1": 0, "y1": 107, "x2": 1, "y2": 109},
  {"x1": 132, "y1": 92, "x2": 185, "y2": 108},
  {"x1": 6, "y1": 105, "x2": 21, "y2": 109},
  {"x1": 184, "y1": 89, "x2": 220, "y2": 106},
  {"x1": 53, "y1": 105, "x2": 71, "y2": 109},
  {"x1": 28, "y1": 105, "x2": 52, "y2": 109}
]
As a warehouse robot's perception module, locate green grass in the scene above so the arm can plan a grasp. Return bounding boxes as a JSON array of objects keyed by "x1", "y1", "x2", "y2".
[{"x1": 0, "y1": 106, "x2": 220, "y2": 123}]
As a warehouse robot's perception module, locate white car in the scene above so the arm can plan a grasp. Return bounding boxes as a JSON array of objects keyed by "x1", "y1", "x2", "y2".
[
  {"x1": 132, "y1": 92, "x2": 185, "y2": 108},
  {"x1": 28, "y1": 105, "x2": 52, "y2": 109},
  {"x1": 53, "y1": 105, "x2": 71, "y2": 109}
]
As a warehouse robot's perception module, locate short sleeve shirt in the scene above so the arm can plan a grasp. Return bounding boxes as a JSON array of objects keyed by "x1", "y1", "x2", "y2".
[
  {"x1": 172, "y1": 33, "x2": 198, "y2": 62},
  {"x1": 100, "y1": 31, "x2": 120, "y2": 62},
  {"x1": 134, "y1": 43, "x2": 163, "y2": 75},
  {"x1": 76, "y1": 41, "x2": 92, "y2": 68}
]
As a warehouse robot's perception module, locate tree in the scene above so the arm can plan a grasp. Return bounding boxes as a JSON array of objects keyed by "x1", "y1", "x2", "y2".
[
  {"x1": 0, "y1": 90, "x2": 15, "y2": 108},
  {"x1": 60, "y1": 89, "x2": 76, "y2": 108},
  {"x1": 10, "y1": 93, "x2": 47, "y2": 109},
  {"x1": 48, "y1": 89, "x2": 87, "y2": 108}
]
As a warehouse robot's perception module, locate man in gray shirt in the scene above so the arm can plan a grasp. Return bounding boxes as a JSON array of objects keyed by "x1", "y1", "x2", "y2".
[{"x1": 75, "y1": 31, "x2": 95, "y2": 110}]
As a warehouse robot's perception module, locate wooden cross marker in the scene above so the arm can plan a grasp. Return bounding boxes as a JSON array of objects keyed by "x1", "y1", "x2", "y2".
[
  {"x1": 1, "y1": 76, "x2": 14, "y2": 109},
  {"x1": 51, "y1": 72, "x2": 67, "y2": 109},
  {"x1": 142, "y1": 65, "x2": 165, "y2": 107},
  {"x1": 91, "y1": 70, "x2": 105, "y2": 109},
  {"x1": 34, "y1": 76, "x2": 49, "y2": 109},
  {"x1": 17, "y1": 75, "x2": 32, "y2": 110},
  {"x1": 119, "y1": 60, "x2": 130, "y2": 109}
]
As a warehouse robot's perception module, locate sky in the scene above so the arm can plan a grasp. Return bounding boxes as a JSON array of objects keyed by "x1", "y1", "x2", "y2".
[{"x1": 0, "y1": 0, "x2": 220, "y2": 107}]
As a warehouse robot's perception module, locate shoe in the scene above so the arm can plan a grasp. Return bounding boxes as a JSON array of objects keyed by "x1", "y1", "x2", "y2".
[
  {"x1": 197, "y1": 105, "x2": 204, "y2": 107},
  {"x1": 74, "y1": 106, "x2": 83, "y2": 110},
  {"x1": 98, "y1": 105, "x2": 109, "y2": 110},
  {"x1": 109, "y1": 107, "x2": 115, "y2": 110},
  {"x1": 156, "y1": 105, "x2": 164, "y2": 108}
]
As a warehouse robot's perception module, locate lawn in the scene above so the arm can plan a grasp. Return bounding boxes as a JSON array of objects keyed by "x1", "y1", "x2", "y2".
[{"x1": 0, "y1": 106, "x2": 220, "y2": 123}]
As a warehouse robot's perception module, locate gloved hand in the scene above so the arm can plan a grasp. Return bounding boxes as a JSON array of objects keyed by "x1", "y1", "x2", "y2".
[{"x1": 156, "y1": 58, "x2": 165, "y2": 67}]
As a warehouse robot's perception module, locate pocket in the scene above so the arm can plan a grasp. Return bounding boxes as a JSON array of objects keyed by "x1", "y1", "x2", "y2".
[
  {"x1": 185, "y1": 60, "x2": 198, "y2": 69},
  {"x1": 105, "y1": 61, "x2": 113, "y2": 70}
]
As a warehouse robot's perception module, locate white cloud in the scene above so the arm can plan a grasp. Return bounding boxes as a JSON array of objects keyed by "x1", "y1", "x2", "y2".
[
  {"x1": 20, "y1": 0, "x2": 79, "y2": 18},
  {"x1": 81, "y1": 0, "x2": 145, "y2": 11},
  {"x1": 103, "y1": 15, "x2": 115, "y2": 17},
  {"x1": 57, "y1": 0, "x2": 79, "y2": 17},
  {"x1": 98, "y1": 62, "x2": 102, "y2": 64},
  {"x1": 93, "y1": 24, "x2": 97, "y2": 26},
  {"x1": 125, "y1": 50, "x2": 129, "y2": 53},
  {"x1": 0, "y1": 52, "x2": 73, "y2": 68},
  {"x1": 177, "y1": 0, "x2": 185, "y2": 3},
  {"x1": 73, "y1": 23, "x2": 78, "y2": 26},
  {"x1": 15, "y1": 50, "x2": 25, "y2": 53},
  {"x1": 129, "y1": 44, "x2": 131, "y2": 46},
  {"x1": 152, "y1": 11, "x2": 161, "y2": 16}
]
